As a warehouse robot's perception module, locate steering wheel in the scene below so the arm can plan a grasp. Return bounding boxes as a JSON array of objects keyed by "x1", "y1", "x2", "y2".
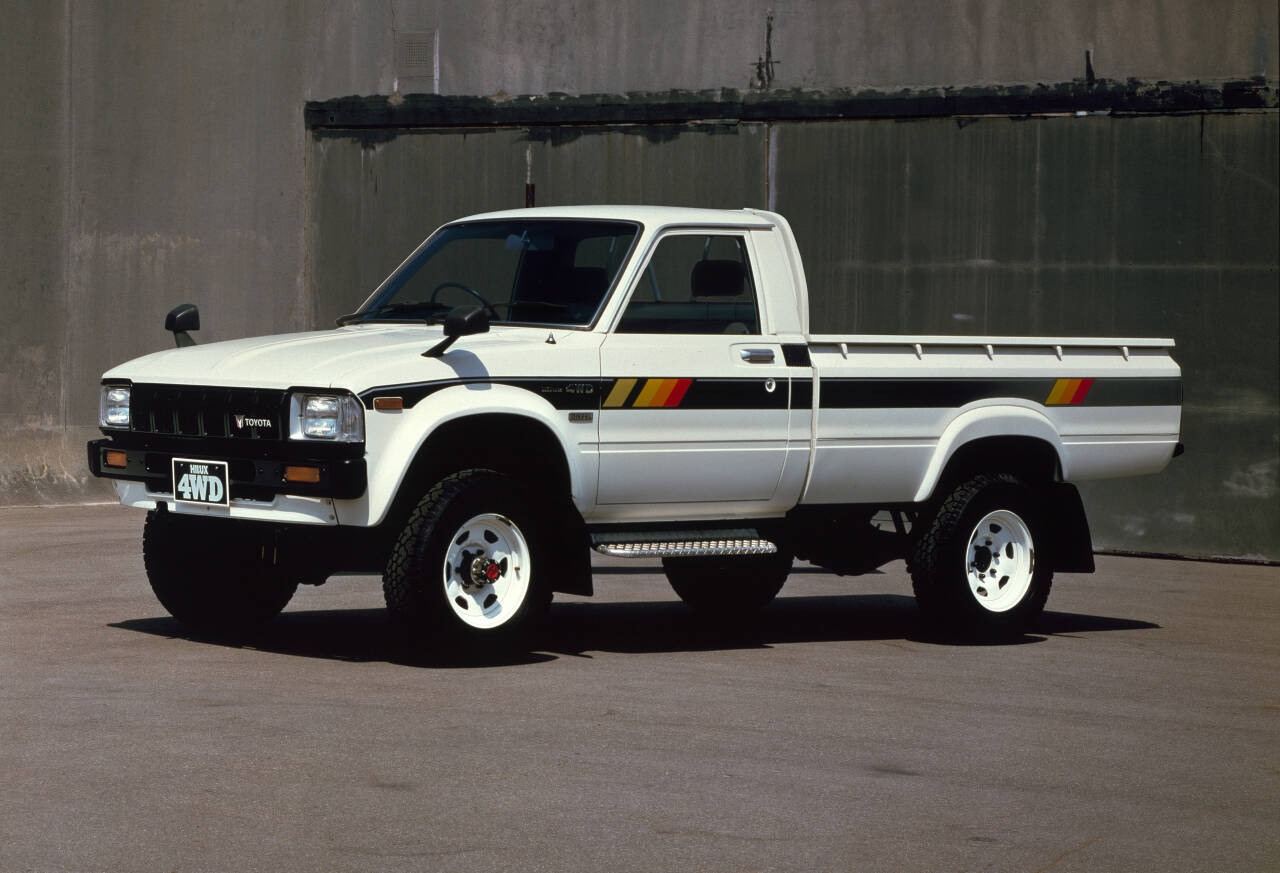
[{"x1": 430, "y1": 282, "x2": 499, "y2": 319}]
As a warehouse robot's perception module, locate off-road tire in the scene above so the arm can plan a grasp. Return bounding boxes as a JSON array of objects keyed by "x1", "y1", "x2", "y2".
[
  {"x1": 910, "y1": 473, "x2": 1053, "y2": 640},
  {"x1": 383, "y1": 469, "x2": 553, "y2": 656},
  {"x1": 663, "y1": 551, "x2": 792, "y2": 618},
  {"x1": 142, "y1": 509, "x2": 298, "y2": 634}
]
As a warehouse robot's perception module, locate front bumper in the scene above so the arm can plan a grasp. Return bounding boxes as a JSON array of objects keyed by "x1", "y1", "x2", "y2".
[{"x1": 88, "y1": 434, "x2": 367, "y2": 501}]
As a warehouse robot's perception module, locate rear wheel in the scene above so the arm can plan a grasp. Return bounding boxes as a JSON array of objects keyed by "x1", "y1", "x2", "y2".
[
  {"x1": 383, "y1": 470, "x2": 553, "y2": 656},
  {"x1": 910, "y1": 474, "x2": 1053, "y2": 640},
  {"x1": 663, "y1": 551, "x2": 792, "y2": 617},
  {"x1": 142, "y1": 509, "x2": 298, "y2": 634}
]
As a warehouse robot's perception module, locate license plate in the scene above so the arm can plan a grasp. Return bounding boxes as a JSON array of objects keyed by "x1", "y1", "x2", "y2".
[{"x1": 172, "y1": 458, "x2": 230, "y2": 507}]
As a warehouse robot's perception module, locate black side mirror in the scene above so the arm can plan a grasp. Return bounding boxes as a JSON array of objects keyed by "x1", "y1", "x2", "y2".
[
  {"x1": 164, "y1": 303, "x2": 200, "y2": 348},
  {"x1": 422, "y1": 305, "x2": 490, "y2": 357}
]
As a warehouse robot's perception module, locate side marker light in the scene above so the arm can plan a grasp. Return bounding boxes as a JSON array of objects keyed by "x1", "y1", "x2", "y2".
[{"x1": 284, "y1": 465, "x2": 321, "y2": 484}]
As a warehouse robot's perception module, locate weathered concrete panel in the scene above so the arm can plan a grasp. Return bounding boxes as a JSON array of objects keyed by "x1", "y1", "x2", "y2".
[
  {"x1": 532, "y1": 124, "x2": 767, "y2": 209},
  {"x1": 774, "y1": 113, "x2": 1279, "y2": 559},
  {"x1": 0, "y1": 2, "x2": 81, "y2": 502},
  {"x1": 61, "y1": 2, "x2": 313, "y2": 436},
  {"x1": 310, "y1": 124, "x2": 768, "y2": 324},
  {"x1": 311, "y1": 129, "x2": 533, "y2": 324},
  {"x1": 304, "y1": 0, "x2": 1278, "y2": 100}
]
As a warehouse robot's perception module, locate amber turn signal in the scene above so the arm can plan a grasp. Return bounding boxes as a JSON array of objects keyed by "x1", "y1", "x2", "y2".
[
  {"x1": 284, "y1": 465, "x2": 321, "y2": 484},
  {"x1": 373, "y1": 396, "x2": 403, "y2": 411},
  {"x1": 104, "y1": 450, "x2": 128, "y2": 468}
]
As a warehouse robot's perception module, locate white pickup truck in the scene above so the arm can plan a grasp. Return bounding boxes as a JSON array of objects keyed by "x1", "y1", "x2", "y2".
[{"x1": 89, "y1": 206, "x2": 1183, "y2": 652}]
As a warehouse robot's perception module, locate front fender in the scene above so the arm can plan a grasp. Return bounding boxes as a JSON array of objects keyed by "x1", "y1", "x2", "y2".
[
  {"x1": 338, "y1": 382, "x2": 593, "y2": 527},
  {"x1": 913, "y1": 403, "x2": 1064, "y2": 503}
]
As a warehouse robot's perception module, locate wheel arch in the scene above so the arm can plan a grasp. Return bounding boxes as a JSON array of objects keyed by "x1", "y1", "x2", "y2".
[
  {"x1": 914, "y1": 405, "x2": 1065, "y2": 504},
  {"x1": 379, "y1": 410, "x2": 573, "y2": 534},
  {"x1": 383, "y1": 407, "x2": 593, "y2": 596},
  {"x1": 912, "y1": 407, "x2": 1093, "y2": 574}
]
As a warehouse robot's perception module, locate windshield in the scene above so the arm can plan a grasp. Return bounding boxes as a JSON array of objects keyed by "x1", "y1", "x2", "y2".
[{"x1": 347, "y1": 219, "x2": 640, "y2": 328}]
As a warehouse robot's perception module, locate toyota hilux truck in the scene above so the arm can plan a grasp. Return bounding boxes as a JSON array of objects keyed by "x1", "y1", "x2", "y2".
[{"x1": 88, "y1": 206, "x2": 1183, "y2": 652}]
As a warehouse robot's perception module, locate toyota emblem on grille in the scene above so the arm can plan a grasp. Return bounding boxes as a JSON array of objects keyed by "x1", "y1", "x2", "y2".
[{"x1": 235, "y1": 415, "x2": 272, "y2": 428}]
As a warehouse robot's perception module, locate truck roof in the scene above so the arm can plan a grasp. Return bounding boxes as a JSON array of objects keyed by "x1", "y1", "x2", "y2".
[{"x1": 453, "y1": 204, "x2": 779, "y2": 229}]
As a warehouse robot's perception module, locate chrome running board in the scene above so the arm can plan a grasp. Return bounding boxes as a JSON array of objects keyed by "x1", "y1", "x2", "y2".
[{"x1": 591, "y1": 529, "x2": 777, "y2": 558}]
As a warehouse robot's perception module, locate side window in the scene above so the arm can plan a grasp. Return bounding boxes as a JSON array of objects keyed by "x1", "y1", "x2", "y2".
[{"x1": 616, "y1": 234, "x2": 760, "y2": 334}]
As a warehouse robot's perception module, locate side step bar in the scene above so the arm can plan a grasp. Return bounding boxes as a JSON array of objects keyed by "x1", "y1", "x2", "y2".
[{"x1": 591, "y1": 529, "x2": 778, "y2": 559}]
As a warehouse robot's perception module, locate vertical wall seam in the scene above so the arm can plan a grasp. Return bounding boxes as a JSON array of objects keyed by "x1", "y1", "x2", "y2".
[
  {"x1": 763, "y1": 122, "x2": 770, "y2": 211},
  {"x1": 59, "y1": 0, "x2": 73, "y2": 435}
]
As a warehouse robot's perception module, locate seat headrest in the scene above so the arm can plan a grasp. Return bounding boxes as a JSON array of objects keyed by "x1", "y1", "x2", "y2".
[{"x1": 690, "y1": 260, "x2": 746, "y2": 298}]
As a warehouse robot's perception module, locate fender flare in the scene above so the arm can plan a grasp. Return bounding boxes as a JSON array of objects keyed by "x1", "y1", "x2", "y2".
[
  {"x1": 363, "y1": 383, "x2": 591, "y2": 527},
  {"x1": 913, "y1": 403, "x2": 1065, "y2": 504}
]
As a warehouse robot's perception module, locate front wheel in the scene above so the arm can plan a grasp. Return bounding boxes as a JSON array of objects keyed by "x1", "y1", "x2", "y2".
[
  {"x1": 142, "y1": 510, "x2": 298, "y2": 634},
  {"x1": 383, "y1": 470, "x2": 552, "y2": 656},
  {"x1": 910, "y1": 474, "x2": 1053, "y2": 640}
]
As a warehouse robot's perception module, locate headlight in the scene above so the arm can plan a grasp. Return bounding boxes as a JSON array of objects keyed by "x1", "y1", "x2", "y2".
[
  {"x1": 99, "y1": 385, "x2": 131, "y2": 428},
  {"x1": 289, "y1": 392, "x2": 364, "y2": 442}
]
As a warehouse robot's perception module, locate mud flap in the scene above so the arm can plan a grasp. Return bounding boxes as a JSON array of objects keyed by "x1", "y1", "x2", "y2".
[
  {"x1": 1035, "y1": 482, "x2": 1095, "y2": 573},
  {"x1": 550, "y1": 500, "x2": 594, "y2": 597}
]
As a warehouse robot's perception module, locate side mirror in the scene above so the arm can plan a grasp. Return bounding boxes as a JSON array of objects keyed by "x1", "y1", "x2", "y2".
[
  {"x1": 422, "y1": 305, "x2": 489, "y2": 357},
  {"x1": 164, "y1": 303, "x2": 200, "y2": 348}
]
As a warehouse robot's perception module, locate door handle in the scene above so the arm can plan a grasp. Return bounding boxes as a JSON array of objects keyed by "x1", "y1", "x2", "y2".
[{"x1": 740, "y1": 348, "x2": 775, "y2": 364}]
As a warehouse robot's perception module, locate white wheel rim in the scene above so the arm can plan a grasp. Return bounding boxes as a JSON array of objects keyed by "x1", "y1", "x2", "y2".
[
  {"x1": 441, "y1": 513, "x2": 531, "y2": 629},
  {"x1": 964, "y1": 509, "x2": 1035, "y2": 613}
]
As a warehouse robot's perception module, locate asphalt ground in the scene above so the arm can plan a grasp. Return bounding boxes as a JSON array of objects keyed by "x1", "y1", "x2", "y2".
[{"x1": 1, "y1": 504, "x2": 1277, "y2": 873}]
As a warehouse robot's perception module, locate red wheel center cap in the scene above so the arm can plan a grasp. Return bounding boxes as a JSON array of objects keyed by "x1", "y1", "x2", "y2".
[{"x1": 484, "y1": 561, "x2": 501, "y2": 581}]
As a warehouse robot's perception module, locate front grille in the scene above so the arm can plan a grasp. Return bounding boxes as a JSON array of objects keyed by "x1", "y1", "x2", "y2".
[{"x1": 130, "y1": 384, "x2": 289, "y2": 440}]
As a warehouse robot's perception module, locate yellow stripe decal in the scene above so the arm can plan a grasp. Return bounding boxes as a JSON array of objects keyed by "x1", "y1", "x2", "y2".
[
  {"x1": 633, "y1": 378, "x2": 667, "y2": 408},
  {"x1": 1046, "y1": 379, "x2": 1077, "y2": 405},
  {"x1": 604, "y1": 378, "x2": 636, "y2": 408}
]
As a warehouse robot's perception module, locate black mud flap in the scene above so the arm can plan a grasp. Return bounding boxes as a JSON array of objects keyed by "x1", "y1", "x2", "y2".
[
  {"x1": 549, "y1": 501, "x2": 594, "y2": 597},
  {"x1": 1035, "y1": 482, "x2": 1095, "y2": 573}
]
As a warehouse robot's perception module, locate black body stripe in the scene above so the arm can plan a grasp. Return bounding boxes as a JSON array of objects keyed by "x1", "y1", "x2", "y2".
[
  {"x1": 790, "y1": 378, "x2": 814, "y2": 410},
  {"x1": 360, "y1": 378, "x2": 600, "y2": 410},
  {"x1": 361, "y1": 376, "x2": 1181, "y2": 412},
  {"x1": 678, "y1": 378, "x2": 788, "y2": 410},
  {"x1": 818, "y1": 377, "x2": 1181, "y2": 409}
]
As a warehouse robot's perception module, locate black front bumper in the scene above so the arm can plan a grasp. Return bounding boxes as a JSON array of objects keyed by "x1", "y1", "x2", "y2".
[{"x1": 88, "y1": 434, "x2": 367, "y2": 501}]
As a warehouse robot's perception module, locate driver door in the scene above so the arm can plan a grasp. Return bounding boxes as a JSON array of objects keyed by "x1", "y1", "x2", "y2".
[{"x1": 597, "y1": 231, "x2": 791, "y2": 508}]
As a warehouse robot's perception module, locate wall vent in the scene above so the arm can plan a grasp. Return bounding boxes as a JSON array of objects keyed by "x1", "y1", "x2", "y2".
[{"x1": 394, "y1": 30, "x2": 439, "y2": 94}]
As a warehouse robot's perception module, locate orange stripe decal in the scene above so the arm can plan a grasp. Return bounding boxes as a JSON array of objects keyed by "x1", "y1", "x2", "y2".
[
  {"x1": 1069, "y1": 378, "x2": 1095, "y2": 404},
  {"x1": 606, "y1": 377, "x2": 695, "y2": 408},
  {"x1": 1047, "y1": 378, "x2": 1095, "y2": 405},
  {"x1": 649, "y1": 379, "x2": 678, "y2": 407}
]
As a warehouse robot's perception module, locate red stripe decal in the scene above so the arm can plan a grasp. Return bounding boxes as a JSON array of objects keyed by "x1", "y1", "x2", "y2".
[
  {"x1": 1069, "y1": 378, "x2": 1095, "y2": 405},
  {"x1": 665, "y1": 378, "x2": 693, "y2": 407}
]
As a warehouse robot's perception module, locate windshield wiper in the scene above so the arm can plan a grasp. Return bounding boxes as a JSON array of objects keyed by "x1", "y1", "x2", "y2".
[
  {"x1": 500, "y1": 301, "x2": 569, "y2": 313},
  {"x1": 335, "y1": 300, "x2": 450, "y2": 326}
]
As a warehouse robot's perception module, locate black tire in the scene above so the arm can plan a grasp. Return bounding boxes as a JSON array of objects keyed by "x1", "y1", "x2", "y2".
[
  {"x1": 662, "y1": 551, "x2": 792, "y2": 617},
  {"x1": 142, "y1": 509, "x2": 298, "y2": 634},
  {"x1": 910, "y1": 473, "x2": 1053, "y2": 640},
  {"x1": 383, "y1": 469, "x2": 553, "y2": 656}
]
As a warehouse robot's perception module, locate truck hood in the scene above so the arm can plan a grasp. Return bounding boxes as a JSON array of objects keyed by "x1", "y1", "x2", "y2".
[{"x1": 103, "y1": 324, "x2": 597, "y2": 391}]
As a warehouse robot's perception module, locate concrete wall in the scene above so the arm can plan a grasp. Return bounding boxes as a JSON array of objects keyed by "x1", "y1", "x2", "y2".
[
  {"x1": 302, "y1": 0, "x2": 1278, "y2": 98},
  {"x1": 307, "y1": 111, "x2": 1278, "y2": 560},
  {"x1": 0, "y1": 3, "x2": 71, "y2": 503},
  {"x1": 2, "y1": 1, "x2": 1276, "y2": 561}
]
